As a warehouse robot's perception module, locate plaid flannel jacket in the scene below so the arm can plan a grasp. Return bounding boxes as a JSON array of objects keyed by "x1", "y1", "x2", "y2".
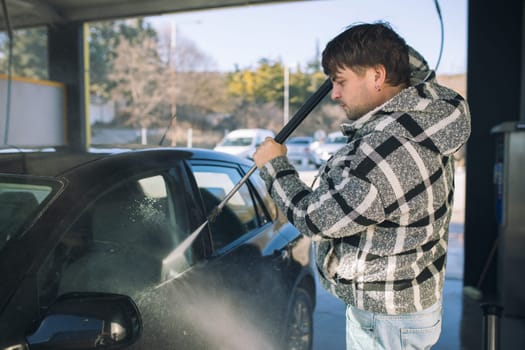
[{"x1": 258, "y1": 48, "x2": 471, "y2": 314}]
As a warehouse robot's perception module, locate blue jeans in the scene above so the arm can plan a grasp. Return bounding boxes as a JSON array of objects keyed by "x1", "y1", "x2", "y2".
[{"x1": 346, "y1": 302, "x2": 442, "y2": 350}]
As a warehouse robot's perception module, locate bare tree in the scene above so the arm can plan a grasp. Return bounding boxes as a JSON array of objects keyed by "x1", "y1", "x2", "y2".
[
  {"x1": 156, "y1": 25, "x2": 230, "y2": 145},
  {"x1": 109, "y1": 34, "x2": 173, "y2": 129},
  {"x1": 157, "y1": 26, "x2": 229, "y2": 111}
]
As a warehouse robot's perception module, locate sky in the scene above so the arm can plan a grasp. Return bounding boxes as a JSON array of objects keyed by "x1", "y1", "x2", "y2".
[{"x1": 148, "y1": 0, "x2": 468, "y2": 74}]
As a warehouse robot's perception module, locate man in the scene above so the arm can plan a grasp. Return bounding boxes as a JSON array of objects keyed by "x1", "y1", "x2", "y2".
[{"x1": 253, "y1": 22, "x2": 470, "y2": 349}]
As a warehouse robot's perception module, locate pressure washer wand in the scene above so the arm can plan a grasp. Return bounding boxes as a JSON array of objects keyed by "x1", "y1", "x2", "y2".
[
  {"x1": 208, "y1": 78, "x2": 332, "y2": 220},
  {"x1": 166, "y1": 79, "x2": 332, "y2": 261}
]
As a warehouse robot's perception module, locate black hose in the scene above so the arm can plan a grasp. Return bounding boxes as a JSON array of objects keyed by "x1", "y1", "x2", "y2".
[{"x1": 274, "y1": 78, "x2": 332, "y2": 144}]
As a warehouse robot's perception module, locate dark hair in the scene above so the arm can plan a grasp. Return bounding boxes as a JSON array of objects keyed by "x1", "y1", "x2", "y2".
[{"x1": 322, "y1": 22, "x2": 410, "y2": 86}]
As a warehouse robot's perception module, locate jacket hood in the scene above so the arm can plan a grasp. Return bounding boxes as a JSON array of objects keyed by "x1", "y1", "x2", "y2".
[{"x1": 341, "y1": 47, "x2": 471, "y2": 156}]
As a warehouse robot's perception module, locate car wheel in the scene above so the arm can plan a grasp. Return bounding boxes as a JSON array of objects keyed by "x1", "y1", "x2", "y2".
[{"x1": 283, "y1": 287, "x2": 314, "y2": 350}]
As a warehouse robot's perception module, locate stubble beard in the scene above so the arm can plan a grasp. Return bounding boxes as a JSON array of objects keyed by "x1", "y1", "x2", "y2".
[{"x1": 343, "y1": 105, "x2": 361, "y2": 122}]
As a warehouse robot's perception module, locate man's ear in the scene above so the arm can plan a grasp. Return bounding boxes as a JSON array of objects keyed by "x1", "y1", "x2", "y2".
[{"x1": 373, "y1": 64, "x2": 387, "y2": 86}]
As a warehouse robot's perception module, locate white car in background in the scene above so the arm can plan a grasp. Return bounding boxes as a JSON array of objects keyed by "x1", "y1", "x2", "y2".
[
  {"x1": 214, "y1": 128, "x2": 275, "y2": 160},
  {"x1": 312, "y1": 131, "x2": 348, "y2": 164},
  {"x1": 285, "y1": 136, "x2": 320, "y2": 168}
]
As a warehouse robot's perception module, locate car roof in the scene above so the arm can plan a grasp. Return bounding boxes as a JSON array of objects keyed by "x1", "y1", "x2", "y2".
[
  {"x1": 0, "y1": 146, "x2": 253, "y2": 177},
  {"x1": 225, "y1": 128, "x2": 274, "y2": 137}
]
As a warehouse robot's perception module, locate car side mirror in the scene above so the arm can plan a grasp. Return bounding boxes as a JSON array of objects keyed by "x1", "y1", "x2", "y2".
[{"x1": 26, "y1": 292, "x2": 142, "y2": 350}]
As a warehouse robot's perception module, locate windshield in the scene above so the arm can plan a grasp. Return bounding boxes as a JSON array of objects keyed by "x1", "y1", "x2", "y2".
[
  {"x1": 0, "y1": 177, "x2": 57, "y2": 251},
  {"x1": 221, "y1": 137, "x2": 253, "y2": 147}
]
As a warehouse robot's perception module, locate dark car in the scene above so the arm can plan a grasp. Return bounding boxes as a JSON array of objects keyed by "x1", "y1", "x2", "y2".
[{"x1": 0, "y1": 146, "x2": 316, "y2": 350}]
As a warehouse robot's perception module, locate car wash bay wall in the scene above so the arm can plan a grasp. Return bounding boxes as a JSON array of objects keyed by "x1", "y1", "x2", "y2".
[
  {"x1": 0, "y1": 74, "x2": 66, "y2": 147},
  {"x1": 464, "y1": 0, "x2": 523, "y2": 302}
]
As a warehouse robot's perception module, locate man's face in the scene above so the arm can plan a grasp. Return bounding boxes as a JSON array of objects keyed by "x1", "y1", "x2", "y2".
[{"x1": 330, "y1": 66, "x2": 381, "y2": 121}]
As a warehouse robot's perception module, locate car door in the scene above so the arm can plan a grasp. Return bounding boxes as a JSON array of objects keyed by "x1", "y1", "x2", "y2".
[{"x1": 187, "y1": 160, "x2": 298, "y2": 347}]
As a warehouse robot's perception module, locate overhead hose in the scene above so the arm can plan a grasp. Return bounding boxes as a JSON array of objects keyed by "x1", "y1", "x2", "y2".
[{"x1": 433, "y1": 0, "x2": 444, "y2": 73}]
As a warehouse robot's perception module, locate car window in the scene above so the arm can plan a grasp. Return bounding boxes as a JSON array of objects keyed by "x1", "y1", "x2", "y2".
[
  {"x1": 191, "y1": 164, "x2": 261, "y2": 251},
  {"x1": 222, "y1": 136, "x2": 253, "y2": 146},
  {"x1": 327, "y1": 135, "x2": 348, "y2": 144},
  {"x1": 286, "y1": 138, "x2": 311, "y2": 145},
  {"x1": 0, "y1": 178, "x2": 57, "y2": 251},
  {"x1": 37, "y1": 173, "x2": 192, "y2": 309}
]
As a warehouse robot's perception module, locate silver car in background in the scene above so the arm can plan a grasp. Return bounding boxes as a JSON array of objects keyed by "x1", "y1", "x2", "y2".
[
  {"x1": 285, "y1": 136, "x2": 320, "y2": 168},
  {"x1": 214, "y1": 128, "x2": 275, "y2": 160},
  {"x1": 312, "y1": 131, "x2": 348, "y2": 165}
]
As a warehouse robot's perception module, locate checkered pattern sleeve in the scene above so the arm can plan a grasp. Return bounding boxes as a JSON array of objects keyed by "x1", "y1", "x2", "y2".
[
  {"x1": 259, "y1": 139, "x2": 388, "y2": 240},
  {"x1": 259, "y1": 127, "x2": 453, "y2": 241}
]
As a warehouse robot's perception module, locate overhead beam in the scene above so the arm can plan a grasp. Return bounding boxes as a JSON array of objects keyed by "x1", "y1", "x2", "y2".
[
  {"x1": 0, "y1": 0, "x2": 63, "y2": 29},
  {"x1": 1, "y1": 0, "x2": 301, "y2": 30},
  {"x1": 64, "y1": 0, "x2": 299, "y2": 22}
]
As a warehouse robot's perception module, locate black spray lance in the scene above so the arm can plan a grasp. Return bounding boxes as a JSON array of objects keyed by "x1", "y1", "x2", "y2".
[{"x1": 165, "y1": 78, "x2": 333, "y2": 261}]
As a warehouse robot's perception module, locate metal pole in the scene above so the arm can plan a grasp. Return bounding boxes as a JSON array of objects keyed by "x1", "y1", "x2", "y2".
[
  {"x1": 187, "y1": 128, "x2": 193, "y2": 148},
  {"x1": 284, "y1": 65, "x2": 289, "y2": 125},
  {"x1": 481, "y1": 303, "x2": 503, "y2": 350}
]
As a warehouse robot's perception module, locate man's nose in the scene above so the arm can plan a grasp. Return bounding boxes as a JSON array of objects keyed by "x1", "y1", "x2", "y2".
[{"x1": 331, "y1": 88, "x2": 340, "y2": 100}]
